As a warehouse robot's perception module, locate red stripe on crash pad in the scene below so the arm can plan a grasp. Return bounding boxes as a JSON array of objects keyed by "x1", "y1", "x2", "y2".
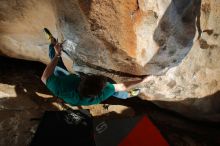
[{"x1": 118, "y1": 116, "x2": 169, "y2": 146}]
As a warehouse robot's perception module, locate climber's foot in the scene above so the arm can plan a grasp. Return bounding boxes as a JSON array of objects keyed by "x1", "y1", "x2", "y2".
[
  {"x1": 128, "y1": 88, "x2": 141, "y2": 98},
  {"x1": 43, "y1": 28, "x2": 56, "y2": 44}
]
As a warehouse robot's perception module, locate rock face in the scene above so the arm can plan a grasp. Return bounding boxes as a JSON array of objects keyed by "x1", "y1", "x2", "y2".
[
  {"x1": 0, "y1": 0, "x2": 220, "y2": 121},
  {"x1": 140, "y1": 0, "x2": 220, "y2": 121}
]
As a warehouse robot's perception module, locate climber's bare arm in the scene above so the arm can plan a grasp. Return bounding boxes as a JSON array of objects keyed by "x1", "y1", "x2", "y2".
[
  {"x1": 113, "y1": 79, "x2": 144, "y2": 92},
  {"x1": 41, "y1": 43, "x2": 62, "y2": 84}
]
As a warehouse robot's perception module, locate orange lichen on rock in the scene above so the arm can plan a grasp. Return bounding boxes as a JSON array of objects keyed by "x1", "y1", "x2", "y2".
[{"x1": 79, "y1": 0, "x2": 138, "y2": 57}]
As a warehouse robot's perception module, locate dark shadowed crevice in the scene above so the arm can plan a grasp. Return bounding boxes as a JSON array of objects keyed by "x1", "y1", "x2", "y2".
[
  {"x1": 195, "y1": 0, "x2": 202, "y2": 39},
  {"x1": 66, "y1": 50, "x2": 148, "y2": 78}
]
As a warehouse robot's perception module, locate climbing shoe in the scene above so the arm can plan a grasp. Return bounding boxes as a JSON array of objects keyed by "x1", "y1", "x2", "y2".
[
  {"x1": 128, "y1": 88, "x2": 141, "y2": 98},
  {"x1": 43, "y1": 28, "x2": 55, "y2": 42}
]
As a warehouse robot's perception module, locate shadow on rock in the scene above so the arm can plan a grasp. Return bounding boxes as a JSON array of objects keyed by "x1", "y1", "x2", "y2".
[
  {"x1": 145, "y1": 0, "x2": 201, "y2": 74},
  {"x1": 0, "y1": 56, "x2": 60, "y2": 111},
  {"x1": 153, "y1": 90, "x2": 220, "y2": 122}
]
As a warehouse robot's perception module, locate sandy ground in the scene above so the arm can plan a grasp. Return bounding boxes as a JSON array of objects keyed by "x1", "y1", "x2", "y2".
[{"x1": 0, "y1": 56, "x2": 220, "y2": 146}]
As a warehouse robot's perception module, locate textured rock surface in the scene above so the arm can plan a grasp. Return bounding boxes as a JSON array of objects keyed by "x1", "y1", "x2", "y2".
[{"x1": 1, "y1": 0, "x2": 220, "y2": 121}]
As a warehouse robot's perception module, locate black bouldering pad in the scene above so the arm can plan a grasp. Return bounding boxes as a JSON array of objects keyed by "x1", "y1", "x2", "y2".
[{"x1": 30, "y1": 110, "x2": 95, "y2": 146}]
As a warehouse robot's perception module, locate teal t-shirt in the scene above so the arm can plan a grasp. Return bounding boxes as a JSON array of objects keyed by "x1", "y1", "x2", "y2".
[{"x1": 46, "y1": 74, "x2": 115, "y2": 105}]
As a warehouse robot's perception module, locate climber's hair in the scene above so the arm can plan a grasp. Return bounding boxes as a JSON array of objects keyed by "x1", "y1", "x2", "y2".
[{"x1": 78, "y1": 74, "x2": 107, "y2": 98}]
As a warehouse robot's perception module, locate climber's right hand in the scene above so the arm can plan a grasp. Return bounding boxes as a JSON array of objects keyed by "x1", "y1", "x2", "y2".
[{"x1": 54, "y1": 43, "x2": 62, "y2": 56}]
